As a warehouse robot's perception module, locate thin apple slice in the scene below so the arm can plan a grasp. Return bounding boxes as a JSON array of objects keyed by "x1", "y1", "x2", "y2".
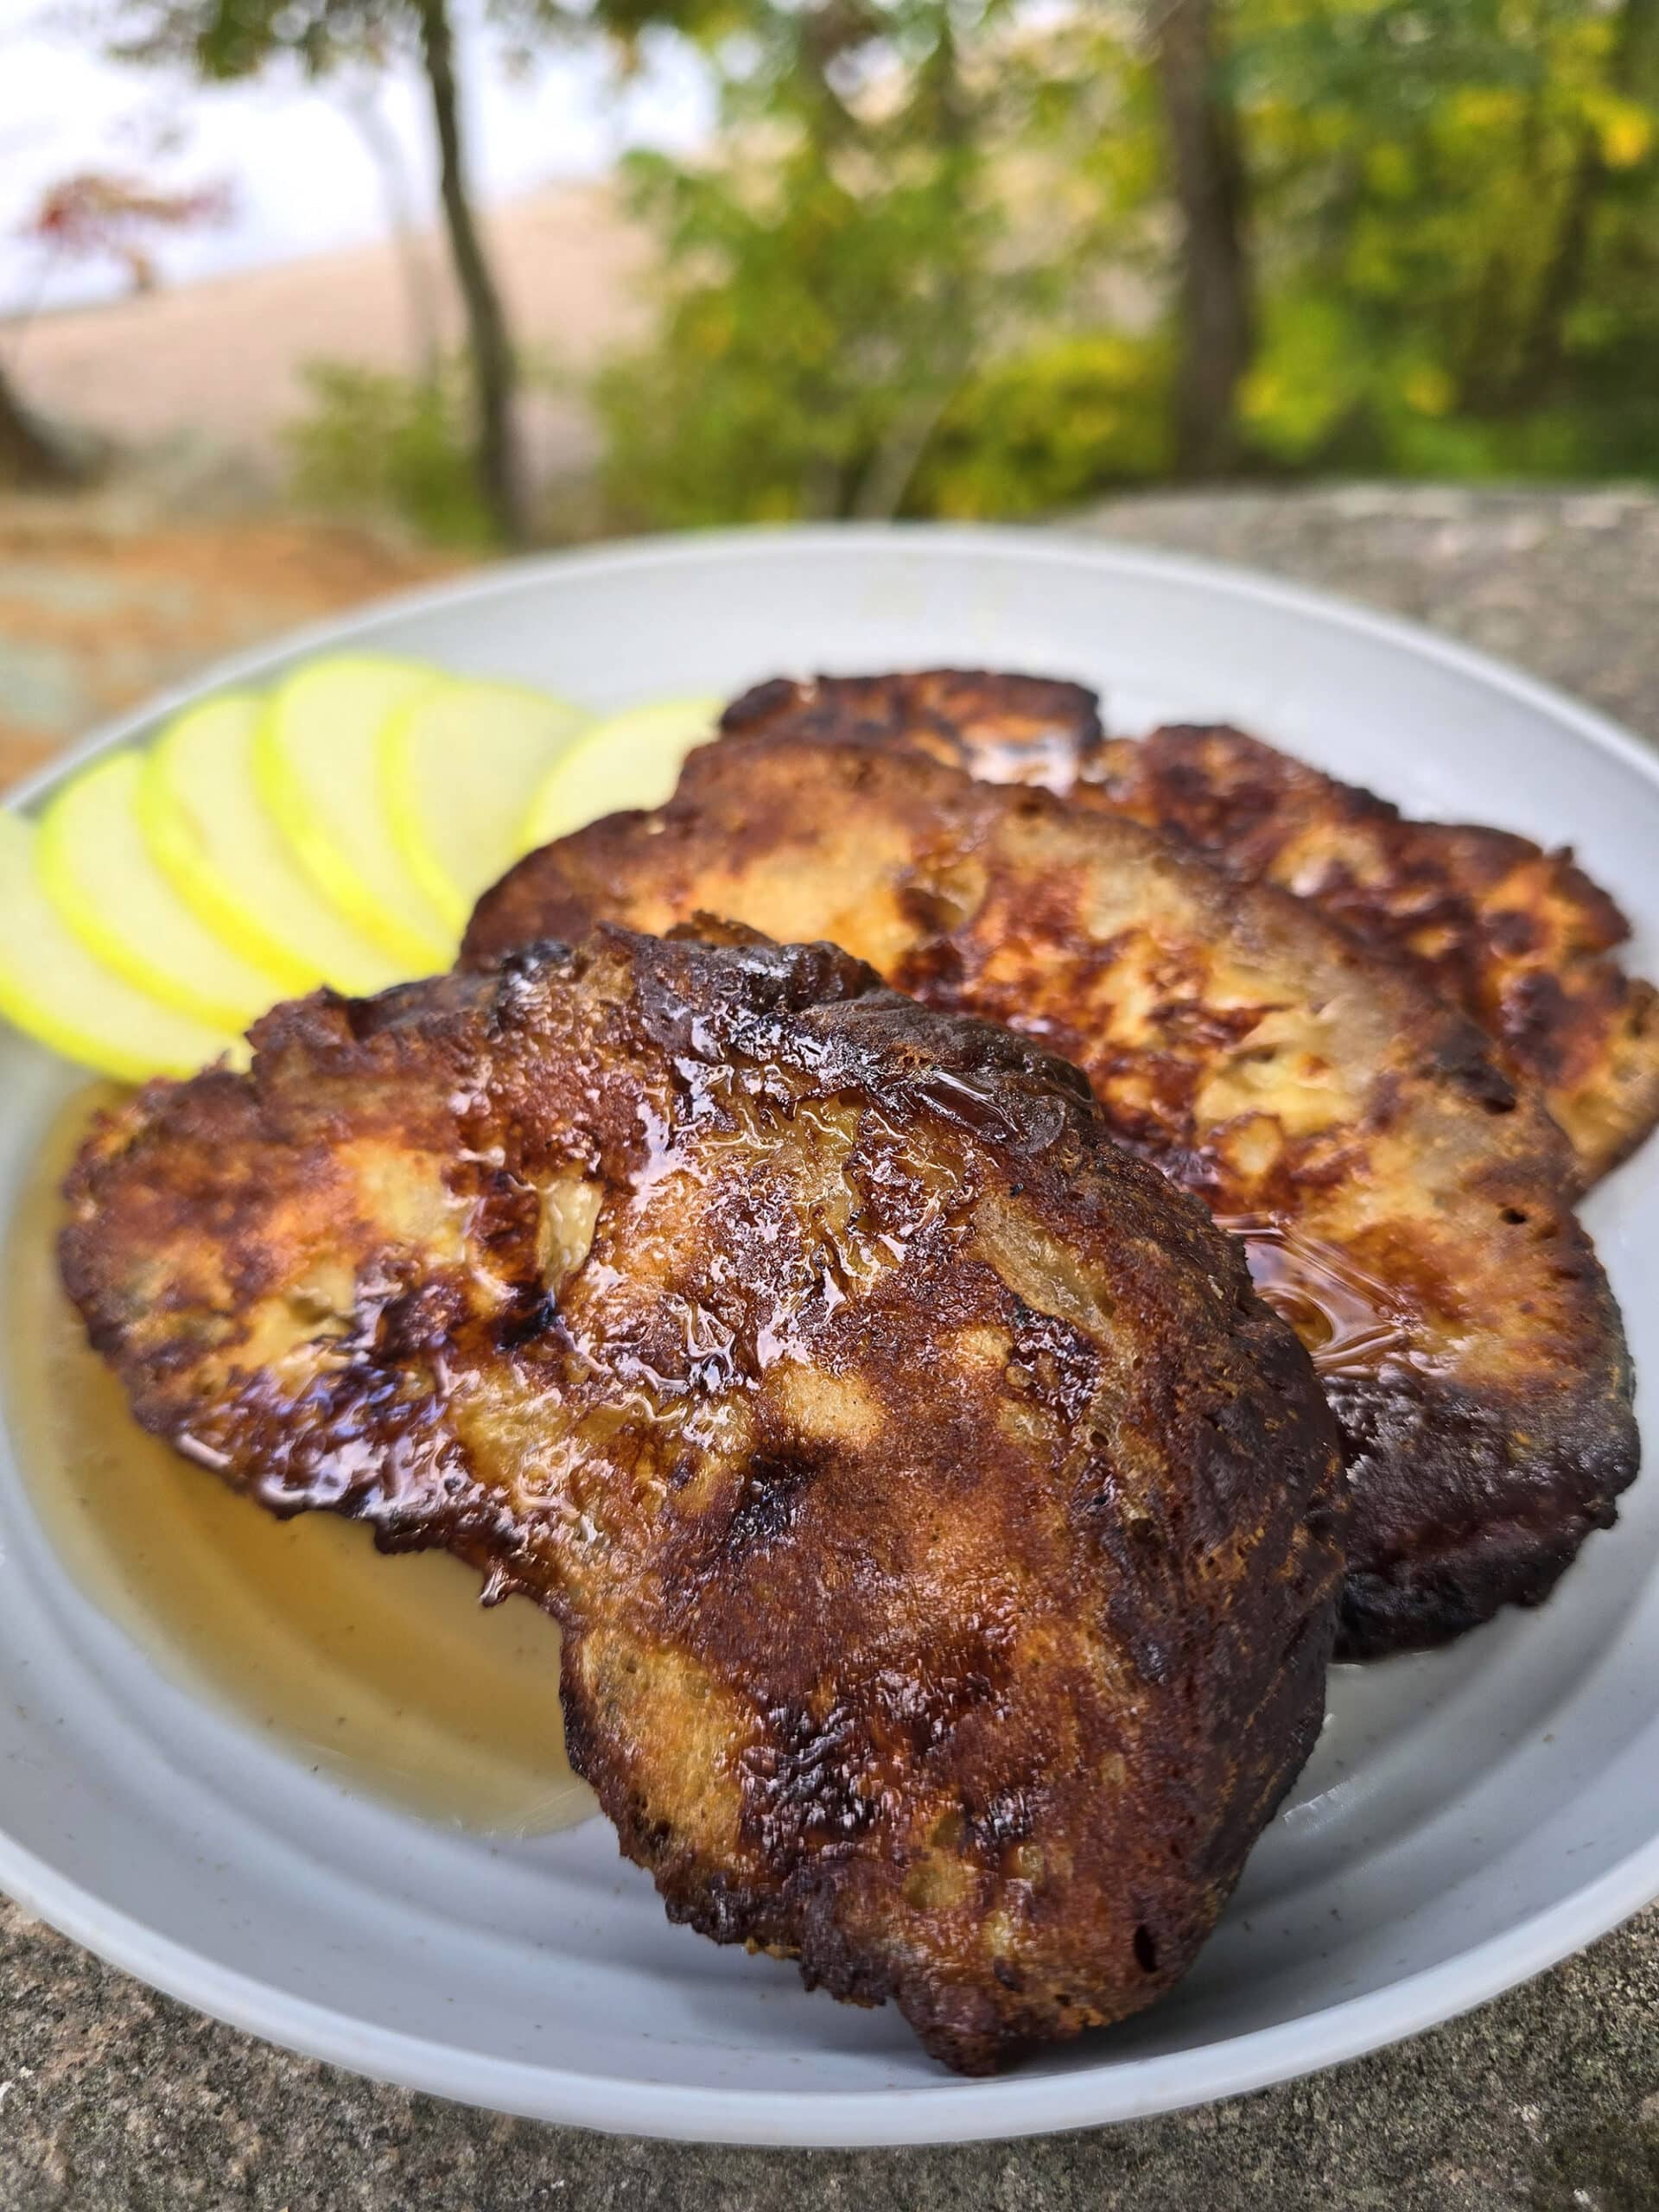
[
  {"x1": 0, "y1": 808, "x2": 235, "y2": 1081},
  {"x1": 520, "y1": 697, "x2": 723, "y2": 851},
  {"x1": 383, "y1": 677, "x2": 588, "y2": 932},
  {"x1": 39, "y1": 752, "x2": 287, "y2": 1031},
  {"x1": 256, "y1": 656, "x2": 454, "y2": 969},
  {"x1": 142, "y1": 694, "x2": 404, "y2": 999}
]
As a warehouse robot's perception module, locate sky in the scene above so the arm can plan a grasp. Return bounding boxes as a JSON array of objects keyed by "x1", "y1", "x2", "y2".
[{"x1": 0, "y1": 0, "x2": 712, "y2": 318}]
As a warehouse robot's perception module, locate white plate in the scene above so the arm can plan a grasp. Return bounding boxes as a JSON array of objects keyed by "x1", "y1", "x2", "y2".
[{"x1": 2, "y1": 525, "x2": 1656, "y2": 2147}]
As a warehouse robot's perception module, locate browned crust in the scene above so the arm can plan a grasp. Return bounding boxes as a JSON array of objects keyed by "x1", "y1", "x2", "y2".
[
  {"x1": 714, "y1": 675, "x2": 1659, "y2": 1186},
  {"x1": 465, "y1": 738, "x2": 1639, "y2": 1661},
  {"x1": 1087, "y1": 726, "x2": 1659, "y2": 1185},
  {"x1": 60, "y1": 925, "x2": 1344, "y2": 2073},
  {"x1": 721, "y1": 670, "x2": 1103, "y2": 795}
]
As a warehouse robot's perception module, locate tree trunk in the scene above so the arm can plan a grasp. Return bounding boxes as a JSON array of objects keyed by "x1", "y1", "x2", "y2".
[
  {"x1": 1154, "y1": 0, "x2": 1255, "y2": 477},
  {"x1": 0, "y1": 362, "x2": 78, "y2": 488},
  {"x1": 415, "y1": 0, "x2": 527, "y2": 544},
  {"x1": 850, "y1": 11, "x2": 975, "y2": 519},
  {"x1": 344, "y1": 82, "x2": 442, "y2": 385},
  {"x1": 1506, "y1": 0, "x2": 1658, "y2": 410}
]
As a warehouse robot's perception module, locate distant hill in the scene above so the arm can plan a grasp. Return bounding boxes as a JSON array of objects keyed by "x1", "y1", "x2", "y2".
[{"x1": 5, "y1": 180, "x2": 645, "y2": 487}]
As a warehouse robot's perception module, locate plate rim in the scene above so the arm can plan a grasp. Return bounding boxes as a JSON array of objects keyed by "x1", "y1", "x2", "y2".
[
  {"x1": 10, "y1": 517, "x2": 1659, "y2": 812},
  {"x1": 4, "y1": 518, "x2": 1658, "y2": 2146},
  {"x1": 2, "y1": 1809, "x2": 1657, "y2": 2145}
]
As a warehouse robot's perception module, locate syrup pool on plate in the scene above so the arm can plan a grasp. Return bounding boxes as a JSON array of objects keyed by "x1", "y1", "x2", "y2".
[
  {"x1": 1218, "y1": 1214, "x2": 1414, "y2": 1379},
  {"x1": 3, "y1": 1087, "x2": 595, "y2": 1835}
]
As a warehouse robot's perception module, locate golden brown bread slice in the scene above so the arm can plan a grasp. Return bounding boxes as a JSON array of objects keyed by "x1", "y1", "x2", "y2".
[
  {"x1": 60, "y1": 925, "x2": 1344, "y2": 2074},
  {"x1": 715, "y1": 673, "x2": 1659, "y2": 1184},
  {"x1": 1087, "y1": 726, "x2": 1659, "y2": 1185},
  {"x1": 465, "y1": 740, "x2": 1640, "y2": 1660},
  {"x1": 721, "y1": 669, "x2": 1104, "y2": 791}
]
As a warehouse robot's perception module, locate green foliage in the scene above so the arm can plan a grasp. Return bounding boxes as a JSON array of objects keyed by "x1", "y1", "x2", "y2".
[
  {"x1": 594, "y1": 2, "x2": 1157, "y2": 527},
  {"x1": 111, "y1": 0, "x2": 410, "y2": 81},
  {"x1": 596, "y1": 0, "x2": 1659, "y2": 527},
  {"x1": 285, "y1": 358, "x2": 497, "y2": 546},
  {"x1": 594, "y1": 140, "x2": 989, "y2": 526},
  {"x1": 111, "y1": 0, "x2": 594, "y2": 79},
  {"x1": 1233, "y1": 0, "x2": 1659, "y2": 474},
  {"x1": 111, "y1": 0, "x2": 572, "y2": 547},
  {"x1": 911, "y1": 334, "x2": 1173, "y2": 518},
  {"x1": 125, "y1": 0, "x2": 1659, "y2": 539}
]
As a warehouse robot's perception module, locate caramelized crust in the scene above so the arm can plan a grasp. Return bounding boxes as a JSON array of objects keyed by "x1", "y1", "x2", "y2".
[
  {"x1": 716, "y1": 675, "x2": 1659, "y2": 1184},
  {"x1": 61, "y1": 926, "x2": 1344, "y2": 2074},
  {"x1": 721, "y1": 670, "x2": 1102, "y2": 792},
  {"x1": 1089, "y1": 726, "x2": 1659, "y2": 1185},
  {"x1": 466, "y1": 741, "x2": 1639, "y2": 1659}
]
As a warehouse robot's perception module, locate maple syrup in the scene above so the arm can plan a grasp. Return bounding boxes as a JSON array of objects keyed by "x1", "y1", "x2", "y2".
[
  {"x1": 1220, "y1": 1214, "x2": 1413, "y2": 1377},
  {"x1": 3, "y1": 1089, "x2": 595, "y2": 1835}
]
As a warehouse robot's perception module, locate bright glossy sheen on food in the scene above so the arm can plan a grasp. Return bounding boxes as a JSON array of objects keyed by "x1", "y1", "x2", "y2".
[
  {"x1": 60, "y1": 925, "x2": 1344, "y2": 2073},
  {"x1": 466, "y1": 732, "x2": 1639, "y2": 1660},
  {"x1": 1089, "y1": 725, "x2": 1659, "y2": 1187},
  {"x1": 10, "y1": 1103, "x2": 592, "y2": 1834},
  {"x1": 720, "y1": 672, "x2": 1659, "y2": 1185}
]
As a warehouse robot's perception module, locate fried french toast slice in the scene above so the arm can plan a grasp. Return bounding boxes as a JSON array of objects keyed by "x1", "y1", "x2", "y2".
[
  {"x1": 721, "y1": 669, "x2": 1103, "y2": 792},
  {"x1": 61, "y1": 925, "x2": 1344, "y2": 2075},
  {"x1": 466, "y1": 740, "x2": 1639, "y2": 1660},
  {"x1": 1086, "y1": 724, "x2": 1659, "y2": 1185},
  {"x1": 715, "y1": 672, "x2": 1659, "y2": 1184}
]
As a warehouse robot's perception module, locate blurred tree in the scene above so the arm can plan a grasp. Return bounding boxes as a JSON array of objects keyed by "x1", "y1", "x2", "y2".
[
  {"x1": 340, "y1": 76, "x2": 443, "y2": 382},
  {"x1": 111, "y1": 0, "x2": 532, "y2": 542},
  {"x1": 288, "y1": 354, "x2": 499, "y2": 543},
  {"x1": 594, "y1": 0, "x2": 1158, "y2": 525},
  {"x1": 0, "y1": 365, "x2": 82, "y2": 488},
  {"x1": 594, "y1": 0, "x2": 1659, "y2": 519},
  {"x1": 412, "y1": 0, "x2": 524, "y2": 538},
  {"x1": 25, "y1": 170, "x2": 231, "y2": 295},
  {"x1": 86, "y1": 0, "x2": 1659, "y2": 531},
  {"x1": 910, "y1": 331, "x2": 1173, "y2": 517},
  {"x1": 1506, "y1": 0, "x2": 1659, "y2": 405},
  {"x1": 1233, "y1": 0, "x2": 1659, "y2": 474},
  {"x1": 1153, "y1": 0, "x2": 1255, "y2": 475}
]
